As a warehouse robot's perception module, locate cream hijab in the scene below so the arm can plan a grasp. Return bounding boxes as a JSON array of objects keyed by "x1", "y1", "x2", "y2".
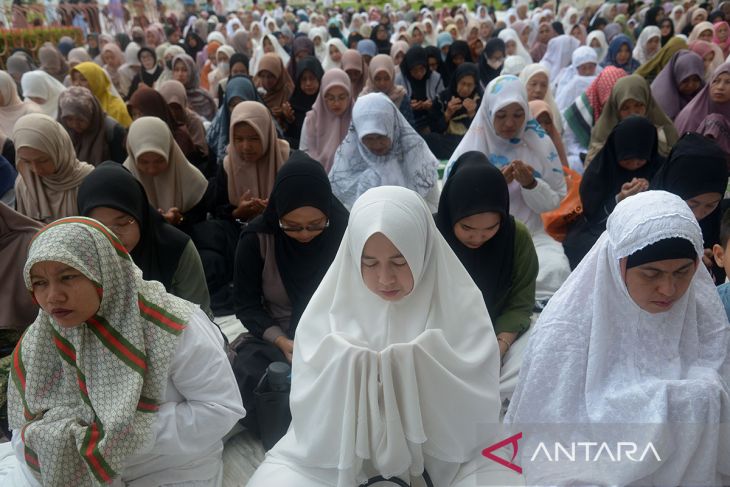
[
  {"x1": 269, "y1": 186, "x2": 501, "y2": 487},
  {"x1": 223, "y1": 101, "x2": 289, "y2": 204},
  {"x1": 13, "y1": 113, "x2": 94, "y2": 222},
  {"x1": 0, "y1": 70, "x2": 41, "y2": 138},
  {"x1": 123, "y1": 116, "x2": 208, "y2": 212}
]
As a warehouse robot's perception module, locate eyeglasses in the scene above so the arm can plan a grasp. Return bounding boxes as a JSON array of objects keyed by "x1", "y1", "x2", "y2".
[
  {"x1": 107, "y1": 218, "x2": 137, "y2": 234},
  {"x1": 278, "y1": 219, "x2": 330, "y2": 233}
]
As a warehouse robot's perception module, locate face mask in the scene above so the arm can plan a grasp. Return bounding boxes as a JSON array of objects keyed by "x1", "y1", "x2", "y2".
[
  {"x1": 218, "y1": 62, "x2": 230, "y2": 75},
  {"x1": 487, "y1": 58, "x2": 503, "y2": 70}
]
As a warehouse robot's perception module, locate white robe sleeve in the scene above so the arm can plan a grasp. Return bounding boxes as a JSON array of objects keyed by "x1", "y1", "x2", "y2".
[
  {"x1": 149, "y1": 308, "x2": 245, "y2": 456},
  {"x1": 299, "y1": 116, "x2": 310, "y2": 152}
]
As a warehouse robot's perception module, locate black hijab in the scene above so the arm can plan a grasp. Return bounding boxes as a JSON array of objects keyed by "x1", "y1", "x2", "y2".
[
  {"x1": 425, "y1": 45, "x2": 445, "y2": 75},
  {"x1": 77, "y1": 161, "x2": 190, "y2": 290},
  {"x1": 478, "y1": 38, "x2": 505, "y2": 88},
  {"x1": 443, "y1": 40, "x2": 473, "y2": 85},
  {"x1": 436, "y1": 151, "x2": 516, "y2": 319},
  {"x1": 348, "y1": 32, "x2": 364, "y2": 49},
  {"x1": 659, "y1": 18, "x2": 675, "y2": 46},
  {"x1": 439, "y1": 62, "x2": 482, "y2": 125},
  {"x1": 402, "y1": 46, "x2": 431, "y2": 100},
  {"x1": 184, "y1": 30, "x2": 205, "y2": 58},
  {"x1": 651, "y1": 132, "x2": 729, "y2": 247},
  {"x1": 580, "y1": 116, "x2": 664, "y2": 225},
  {"x1": 288, "y1": 56, "x2": 324, "y2": 144},
  {"x1": 138, "y1": 47, "x2": 163, "y2": 86},
  {"x1": 229, "y1": 53, "x2": 250, "y2": 76},
  {"x1": 643, "y1": 6, "x2": 664, "y2": 28},
  {"x1": 551, "y1": 21, "x2": 565, "y2": 35},
  {"x1": 243, "y1": 152, "x2": 349, "y2": 329},
  {"x1": 370, "y1": 25, "x2": 392, "y2": 55}
]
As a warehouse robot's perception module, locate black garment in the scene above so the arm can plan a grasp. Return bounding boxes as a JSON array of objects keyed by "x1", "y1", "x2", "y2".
[
  {"x1": 238, "y1": 152, "x2": 349, "y2": 332},
  {"x1": 435, "y1": 151, "x2": 516, "y2": 320},
  {"x1": 551, "y1": 21, "x2": 565, "y2": 36},
  {"x1": 590, "y1": 17, "x2": 608, "y2": 32},
  {"x1": 285, "y1": 56, "x2": 324, "y2": 149},
  {"x1": 478, "y1": 38, "x2": 505, "y2": 89},
  {"x1": 348, "y1": 32, "x2": 364, "y2": 49},
  {"x1": 184, "y1": 31, "x2": 205, "y2": 59},
  {"x1": 563, "y1": 116, "x2": 664, "y2": 268},
  {"x1": 626, "y1": 237, "x2": 698, "y2": 268},
  {"x1": 77, "y1": 161, "x2": 190, "y2": 290},
  {"x1": 106, "y1": 120, "x2": 128, "y2": 164},
  {"x1": 651, "y1": 132, "x2": 729, "y2": 269},
  {"x1": 115, "y1": 33, "x2": 131, "y2": 52},
  {"x1": 402, "y1": 46, "x2": 442, "y2": 133},
  {"x1": 425, "y1": 45, "x2": 445, "y2": 76},
  {"x1": 128, "y1": 47, "x2": 163, "y2": 98},
  {"x1": 442, "y1": 40, "x2": 473, "y2": 86},
  {"x1": 2, "y1": 138, "x2": 15, "y2": 168},
  {"x1": 643, "y1": 6, "x2": 664, "y2": 29},
  {"x1": 659, "y1": 18, "x2": 675, "y2": 46},
  {"x1": 370, "y1": 25, "x2": 392, "y2": 55}
]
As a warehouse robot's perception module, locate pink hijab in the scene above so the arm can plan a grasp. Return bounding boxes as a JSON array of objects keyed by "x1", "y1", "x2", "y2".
[
  {"x1": 303, "y1": 69, "x2": 354, "y2": 173},
  {"x1": 713, "y1": 21, "x2": 730, "y2": 58},
  {"x1": 675, "y1": 62, "x2": 730, "y2": 134}
]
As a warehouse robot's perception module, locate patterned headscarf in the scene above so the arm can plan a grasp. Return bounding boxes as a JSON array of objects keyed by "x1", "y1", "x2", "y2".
[{"x1": 9, "y1": 217, "x2": 196, "y2": 486}]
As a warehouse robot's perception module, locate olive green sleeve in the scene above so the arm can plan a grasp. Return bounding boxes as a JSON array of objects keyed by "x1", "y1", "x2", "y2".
[
  {"x1": 493, "y1": 221, "x2": 539, "y2": 335},
  {"x1": 171, "y1": 240, "x2": 213, "y2": 318}
]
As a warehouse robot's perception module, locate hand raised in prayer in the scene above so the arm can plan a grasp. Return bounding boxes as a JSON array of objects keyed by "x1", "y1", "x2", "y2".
[
  {"x1": 274, "y1": 336, "x2": 294, "y2": 363},
  {"x1": 462, "y1": 97, "x2": 477, "y2": 117},
  {"x1": 445, "y1": 96, "x2": 463, "y2": 119},
  {"x1": 160, "y1": 207, "x2": 183, "y2": 225},
  {"x1": 232, "y1": 190, "x2": 267, "y2": 220},
  {"x1": 501, "y1": 164, "x2": 515, "y2": 184},
  {"x1": 419, "y1": 99, "x2": 433, "y2": 111},
  {"x1": 511, "y1": 160, "x2": 537, "y2": 189},
  {"x1": 617, "y1": 177, "x2": 649, "y2": 202},
  {"x1": 281, "y1": 102, "x2": 295, "y2": 123}
]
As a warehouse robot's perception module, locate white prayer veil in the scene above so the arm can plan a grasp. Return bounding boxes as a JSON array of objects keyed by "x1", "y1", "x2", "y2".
[
  {"x1": 269, "y1": 186, "x2": 501, "y2": 487},
  {"x1": 506, "y1": 190, "x2": 730, "y2": 486}
]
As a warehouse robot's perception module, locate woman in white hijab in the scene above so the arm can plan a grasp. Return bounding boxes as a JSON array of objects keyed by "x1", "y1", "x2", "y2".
[
  {"x1": 586, "y1": 29, "x2": 609, "y2": 64},
  {"x1": 250, "y1": 33, "x2": 291, "y2": 77},
  {"x1": 519, "y1": 63, "x2": 563, "y2": 133},
  {"x1": 19, "y1": 71, "x2": 66, "y2": 119},
  {"x1": 308, "y1": 26, "x2": 330, "y2": 62},
  {"x1": 505, "y1": 190, "x2": 730, "y2": 485},
  {"x1": 329, "y1": 93, "x2": 440, "y2": 212},
  {"x1": 445, "y1": 75, "x2": 570, "y2": 302},
  {"x1": 633, "y1": 25, "x2": 662, "y2": 65},
  {"x1": 247, "y1": 185, "x2": 522, "y2": 487},
  {"x1": 322, "y1": 38, "x2": 348, "y2": 71},
  {"x1": 498, "y1": 28, "x2": 533, "y2": 66},
  {"x1": 539, "y1": 34, "x2": 580, "y2": 82},
  {"x1": 554, "y1": 46, "x2": 601, "y2": 111}
]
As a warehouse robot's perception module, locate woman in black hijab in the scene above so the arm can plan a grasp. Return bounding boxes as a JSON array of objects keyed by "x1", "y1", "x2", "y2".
[
  {"x1": 436, "y1": 151, "x2": 538, "y2": 370},
  {"x1": 216, "y1": 53, "x2": 251, "y2": 106},
  {"x1": 399, "y1": 46, "x2": 444, "y2": 134},
  {"x1": 478, "y1": 38, "x2": 506, "y2": 89},
  {"x1": 651, "y1": 133, "x2": 729, "y2": 281},
  {"x1": 184, "y1": 30, "x2": 205, "y2": 59},
  {"x1": 232, "y1": 152, "x2": 349, "y2": 441},
  {"x1": 442, "y1": 40, "x2": 473, "y2": 85},
  {"x1": 659, "y1": 18, "x2": 675, "y2": 46},
  {"x1": 425, "y1": 62, "x2": 482, "y2": 159},
  {"x1": 425, "y1": 45, "x2": 445, "y2": 75},
  {"x1": 563, "y1": 116, "x2": 665, "y2": 268},
  {"x1": 285, "y1": 56, "x2": 324, "y2": 149},
  {"x1": 128, "y1": 47, "x2": 163, "y2": 97},
  {"x1": 77, "y1": 161, "x2": 211, "y2": 313},
  {"x1": 370, "y1": 24, "x2": 392, "y2": 55}
]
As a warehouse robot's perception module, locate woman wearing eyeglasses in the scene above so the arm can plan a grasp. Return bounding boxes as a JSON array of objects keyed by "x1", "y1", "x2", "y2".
[
  {"x1": 77, "y1": 161, "x2": 211, "y2": 316},
  {"x1": 232, "y1": 152, "x2": 348, "y2": 443}
]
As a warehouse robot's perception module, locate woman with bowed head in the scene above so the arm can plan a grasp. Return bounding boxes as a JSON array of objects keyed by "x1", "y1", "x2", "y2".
[
  {"x1": 123, "y1": 117, "x2": 209, "y2": 232},
  {"x1": 329, "y1": 93, "x2": 440, "y2": 212},
  {"x1": 506, "y1": 191, "x2": 730, "y2": 486},
  {"x1": 446, "y1": 75, "x2": 570, "y2": 303},
  {"x1": 13, "y1": 113, "x2": 94, "y2": 223},
  {"x1": 0, "y1": 217, "x2": 244, "y2": 485},
  {"x1": 232, "y1": 153, "x2": 349, "y2": 446},
  {"x1": 437, "y1": 152, "x2": 538, "y2": 402},
  {"x1": 70, "y1": 62, "x2": 132, "y2": 128},
  {"x1": 247, "y1": 186, "x2": 521, "y2": 487},
  {"x1": 77, "y1": 161, "x2": 211, "y2": 314},
  {"x1": 675, "y1": 62, "x2": 730, "y2": 134}
]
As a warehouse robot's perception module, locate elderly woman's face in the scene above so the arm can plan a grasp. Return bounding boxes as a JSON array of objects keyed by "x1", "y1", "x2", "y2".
[
  {"x1": 29, "y1": 261, "x2": 101, "y2": 328},
  {"x1": 622, "y1": 258, "x2": 697, "y2": 313}
]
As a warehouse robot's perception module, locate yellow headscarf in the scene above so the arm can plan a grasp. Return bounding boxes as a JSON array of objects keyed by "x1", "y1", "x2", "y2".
[{"x1": 72, "y1": 62, "x2": 132, "y2": 127}]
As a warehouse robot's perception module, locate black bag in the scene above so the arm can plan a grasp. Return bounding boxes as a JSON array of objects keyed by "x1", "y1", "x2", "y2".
[
  {"x1": 253, "y1": 363, "x2": 292, "y2": 450},
  {"x1": 359, "y1": 470, "x2": 434, "y2": 487}
]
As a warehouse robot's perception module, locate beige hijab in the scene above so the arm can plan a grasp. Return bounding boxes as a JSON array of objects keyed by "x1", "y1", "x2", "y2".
[
  {"x1": 13, "y1": 113, "x2": 94, "y2": 222},
  {"x1": 0, "y1": 202, "x2": 41, "y2": 330},
  {"x1": 0, "y1": 71, "x2": 41, "y2": 138},
  {"x1": 224, "y1": 101, "x2": 289, "y2": 205},
  {"x1": 123, "y1": 116, "x2": 208, "y2": 212}
]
